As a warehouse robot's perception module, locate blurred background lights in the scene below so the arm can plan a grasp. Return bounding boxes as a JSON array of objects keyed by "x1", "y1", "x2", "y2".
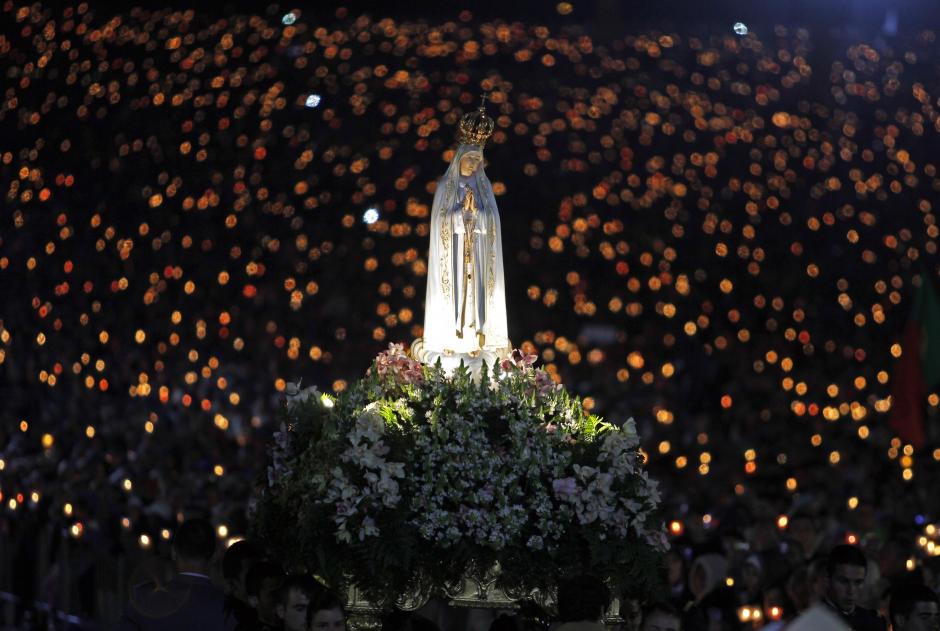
[
  {"x1": 1, "y1": 3, "x2": 940, "y2": 607},
  {"x1": 363, "y1": 208, "x2": 380, "y2": 225}
]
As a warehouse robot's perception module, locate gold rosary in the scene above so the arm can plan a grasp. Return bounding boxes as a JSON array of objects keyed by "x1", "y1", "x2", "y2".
[{"x1": 457, "y1": 187, "x2": 484, "y2": 347}]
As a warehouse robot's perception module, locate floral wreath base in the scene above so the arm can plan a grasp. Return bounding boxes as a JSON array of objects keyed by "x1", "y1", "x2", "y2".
[{"x1": 253, "y1": 344, "x2": 667, "y2": 617}]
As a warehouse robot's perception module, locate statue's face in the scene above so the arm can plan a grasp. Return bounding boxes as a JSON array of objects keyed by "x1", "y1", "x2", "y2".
[{"x1": 458, "y1": 151, "x2": 483, "y2": 176}]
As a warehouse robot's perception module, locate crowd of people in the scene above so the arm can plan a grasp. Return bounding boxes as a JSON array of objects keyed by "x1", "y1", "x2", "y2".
[
  {"x1": 2, "y1": 0, "x2": 940, "y2": 628},
  {"x1": 112, "y1": 518, "x2": 940, "y2": 631}
]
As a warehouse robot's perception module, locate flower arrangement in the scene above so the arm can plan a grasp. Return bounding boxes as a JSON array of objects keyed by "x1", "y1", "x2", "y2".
[{"x1": 253, "y1": 344, "x2": 667, "y2": 607}]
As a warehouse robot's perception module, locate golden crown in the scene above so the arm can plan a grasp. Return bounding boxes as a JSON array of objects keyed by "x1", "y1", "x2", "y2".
[{"x1": 456, "y1": 95, "x2": 495, "y2": 146}]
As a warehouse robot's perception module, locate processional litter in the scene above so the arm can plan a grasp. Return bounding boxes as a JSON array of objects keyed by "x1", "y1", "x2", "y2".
[{"x1": 254, "y1": 93, "x2": 666, "y2": 626}]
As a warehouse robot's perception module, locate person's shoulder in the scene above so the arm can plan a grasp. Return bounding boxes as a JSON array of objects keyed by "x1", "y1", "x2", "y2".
[
  {"x1": 172, "y1": 574, "x2": 227, "y2": 601},
  {"x1": 852, "y1": 605, "x2": 883, "y2": 618},
  {"x1": 173, "y1": 573, "x2": 220, "y2": 588},
  {"x1": 849, "y1": 606, "x2": 888, "y2": 631},
  {"x1": 555, "y1": 623, "x2": 607, "y2": 631}
]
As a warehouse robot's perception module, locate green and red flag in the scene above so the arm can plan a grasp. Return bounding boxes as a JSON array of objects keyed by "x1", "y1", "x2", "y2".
[{"x1": 889, "y1": 274, "x2": 940, "y2": 448}]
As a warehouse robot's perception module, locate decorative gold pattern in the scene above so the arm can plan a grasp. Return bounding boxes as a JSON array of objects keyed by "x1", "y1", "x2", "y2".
[
  {"x1": 487, "y1": 236, "x2": 496, "y2": 298},
  {"x1": 481, "y1": 177, "x2": 497, "y2": 299},
  {"x1": 438, "y1": 178, "x2": 456, "y2": 301}
]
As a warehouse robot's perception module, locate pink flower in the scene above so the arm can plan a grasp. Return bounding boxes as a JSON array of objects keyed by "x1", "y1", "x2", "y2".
[
  {"x1": 511, "y1": 348, "x2": 537, "y2": 367},
  {"x1": 500, "y1": 348, "x2": 539, "y2": 372},
  {"x1": 371, "y1": 343, "x2": 424, "y2": 386}
]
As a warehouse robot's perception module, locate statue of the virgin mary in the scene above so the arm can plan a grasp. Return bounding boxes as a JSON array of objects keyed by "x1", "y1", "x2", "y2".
[{"x1": 411, "y1": 98, "x2": 511, "y2": 374}]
